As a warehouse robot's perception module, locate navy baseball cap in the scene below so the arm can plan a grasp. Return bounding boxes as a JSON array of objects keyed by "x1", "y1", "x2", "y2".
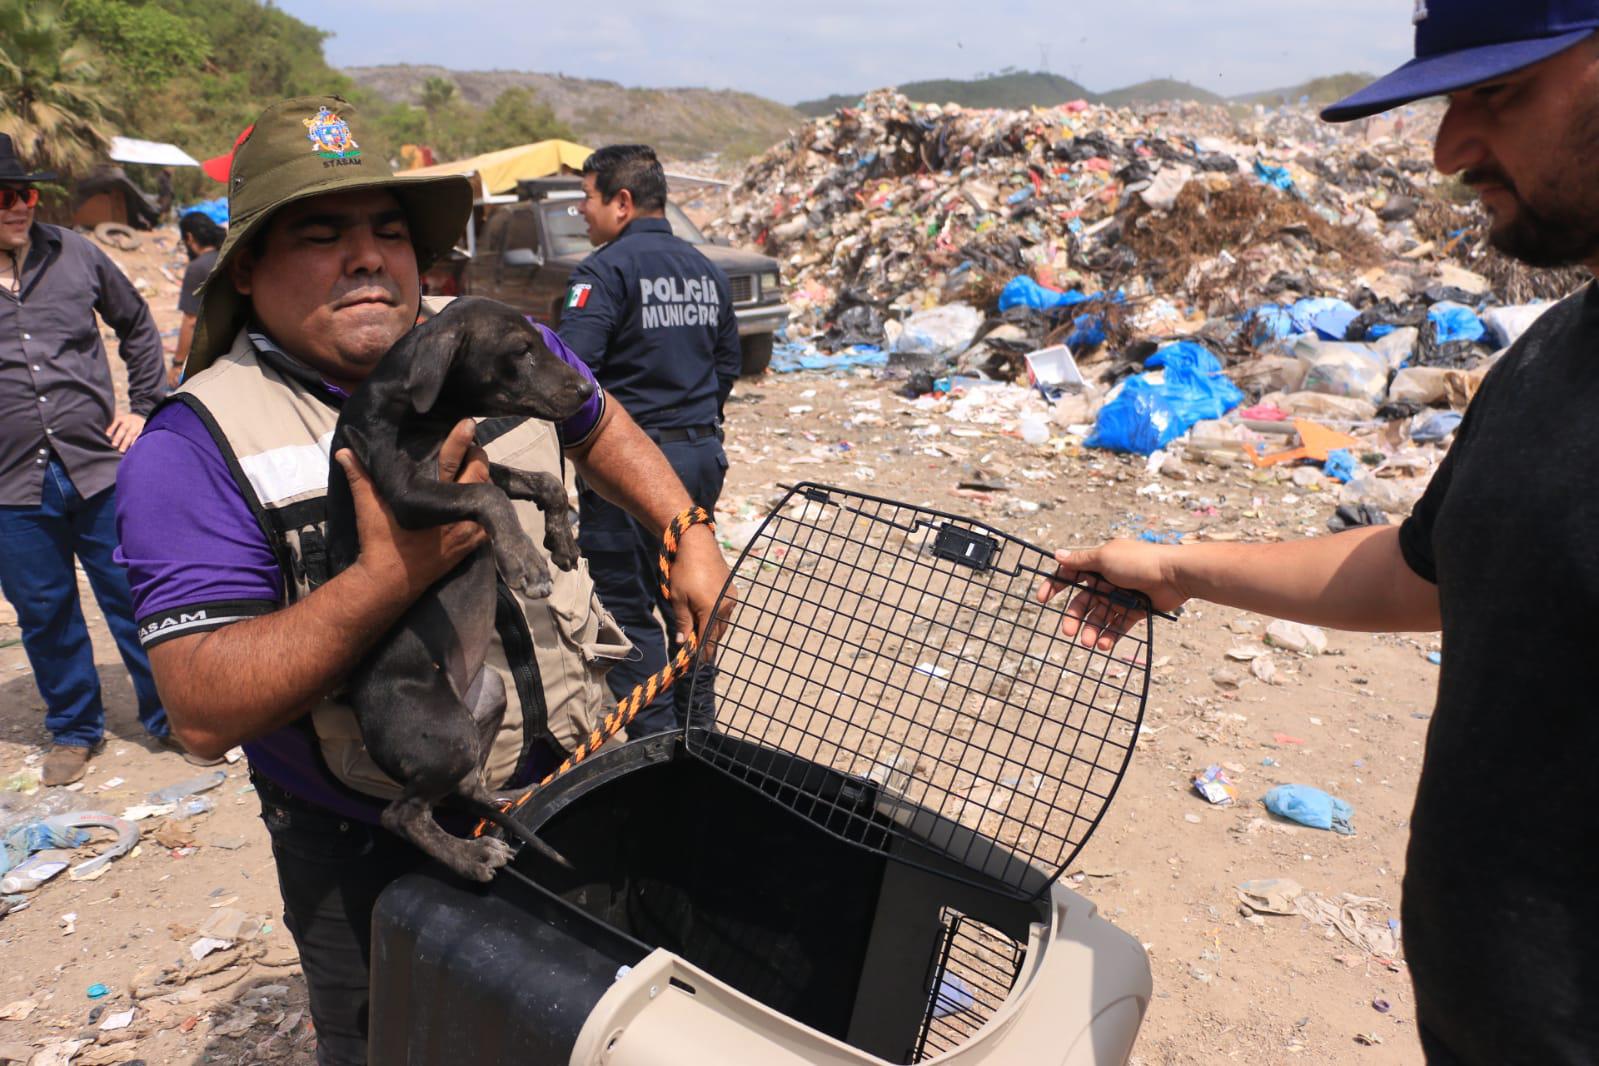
[{"x1": 1322, "y1": 0, "x2": 1599, "y2": 122}]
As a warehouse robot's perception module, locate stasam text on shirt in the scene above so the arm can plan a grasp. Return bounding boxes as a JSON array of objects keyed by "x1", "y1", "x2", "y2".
[{"x1": 639, "y1": 274, "x2": 722, "y2": 330}]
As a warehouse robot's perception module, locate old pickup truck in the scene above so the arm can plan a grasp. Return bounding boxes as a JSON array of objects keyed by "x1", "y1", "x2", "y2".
[{"x1": 429, "y1": 176, "x2": 787, "y2": 376}]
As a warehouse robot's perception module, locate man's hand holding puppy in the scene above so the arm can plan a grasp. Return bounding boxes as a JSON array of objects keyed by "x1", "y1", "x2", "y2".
[{"x1": 337, "y1": 418, "x2": 489, "y2": 609}]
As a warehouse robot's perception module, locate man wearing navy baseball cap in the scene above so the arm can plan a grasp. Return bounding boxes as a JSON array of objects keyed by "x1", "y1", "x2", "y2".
[
  {"x1": 1325, "y1": 0, "x2": 1599, "y2": 272},
  {"x1": 1037, "y1": 4, "x2": 1599, "y2": 1063}
]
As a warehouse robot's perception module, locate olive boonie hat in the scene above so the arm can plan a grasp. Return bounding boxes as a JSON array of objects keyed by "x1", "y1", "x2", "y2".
[{"x1": 187, "y1": 95, "x2": 473, "y2": 376}]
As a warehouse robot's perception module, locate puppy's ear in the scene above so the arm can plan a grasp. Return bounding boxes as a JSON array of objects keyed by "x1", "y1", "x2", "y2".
[{"x1": 401, "y1": 310, "x2": 466, "y2": 414}]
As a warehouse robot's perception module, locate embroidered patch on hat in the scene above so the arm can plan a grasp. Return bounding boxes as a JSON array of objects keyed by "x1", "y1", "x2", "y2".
[
  {"x1": 303, "y1": 106, "x2": 362, "y2": 162},
  {"x1": 566, "y1": 283, "x2": 592, "y2": 309}
]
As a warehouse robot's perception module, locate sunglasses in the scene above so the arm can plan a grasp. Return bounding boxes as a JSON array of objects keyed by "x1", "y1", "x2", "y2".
[{"x1": 0, "y1": 187, "x2": 41, "y2": 210}]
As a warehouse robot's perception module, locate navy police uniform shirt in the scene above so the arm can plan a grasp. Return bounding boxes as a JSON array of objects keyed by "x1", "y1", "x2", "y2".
[{"x1": 557, "y1": 217, "x2": 741, "y2": 430}]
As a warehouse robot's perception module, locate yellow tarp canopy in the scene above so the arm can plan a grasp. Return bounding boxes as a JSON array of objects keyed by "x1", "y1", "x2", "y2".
[{"x1": 400, "y1": 139, "x2": 593, "y2": 195}]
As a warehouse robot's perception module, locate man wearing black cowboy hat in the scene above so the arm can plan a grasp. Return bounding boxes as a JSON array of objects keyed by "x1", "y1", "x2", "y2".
[{"x1": 0, "y1": 132, "x2": 195, "y2": 786}]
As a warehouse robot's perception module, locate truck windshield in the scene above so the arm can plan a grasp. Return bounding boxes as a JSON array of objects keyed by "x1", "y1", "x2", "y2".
[{"x1": 539, "y1": 200, "x2": 708, "y2": 257}]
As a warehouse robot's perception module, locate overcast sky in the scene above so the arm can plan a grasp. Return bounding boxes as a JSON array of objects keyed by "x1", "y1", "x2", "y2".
[{"x1": 276, "y1": 1, "x2": 1415, "y2": 105}]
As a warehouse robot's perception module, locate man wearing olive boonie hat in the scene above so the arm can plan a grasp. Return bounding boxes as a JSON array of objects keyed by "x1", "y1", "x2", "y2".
[
  {"x1": 113, "y1": 96, "x2": 734, "y2": 1065},
  {"x1": 1038, "y1": 3, "x2": 1599, "y2": 1063}
]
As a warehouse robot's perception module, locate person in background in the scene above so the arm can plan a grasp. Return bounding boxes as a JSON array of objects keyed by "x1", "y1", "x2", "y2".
[
  {"x1": 558, "y1": 144, "x2": 741, "y2": 736},
  {"x1": 0, "y1": 132, "x2": 211, "y2": 786},
  {"x1": 170, "y1": 211, "x2": 225, "y2": 386},
  {"x1": 156, "y1": 167, "x2": 175, "y2": 221}
]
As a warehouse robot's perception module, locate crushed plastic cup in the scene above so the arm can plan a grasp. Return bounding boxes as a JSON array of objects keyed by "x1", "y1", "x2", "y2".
[{"x1": 176, "y1": 795, "x2": 216, "y2": 818}]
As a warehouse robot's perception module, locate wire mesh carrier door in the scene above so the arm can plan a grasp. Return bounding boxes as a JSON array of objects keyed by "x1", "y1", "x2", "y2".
[
  {"x1": 912, "y1": 909, "x2": 1028, "y2": 1063},
  {"x1": 686, "y1": 482, "x2": 1156, "y2": 902}
]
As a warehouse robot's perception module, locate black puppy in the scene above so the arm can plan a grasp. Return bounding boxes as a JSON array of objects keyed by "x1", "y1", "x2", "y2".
[{"x1": 324, "y1": 297, "x2": 594, "y2": 881}]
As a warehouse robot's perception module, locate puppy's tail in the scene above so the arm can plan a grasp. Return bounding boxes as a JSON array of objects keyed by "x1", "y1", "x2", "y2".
[{"x1": 450, "y1": 797, "x2": 574, "y2": 871}]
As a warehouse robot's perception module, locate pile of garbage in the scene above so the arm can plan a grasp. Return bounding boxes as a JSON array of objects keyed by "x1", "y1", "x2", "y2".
[{"x1": 710, "y1": 90, "x2": 1583, "y2": 451}]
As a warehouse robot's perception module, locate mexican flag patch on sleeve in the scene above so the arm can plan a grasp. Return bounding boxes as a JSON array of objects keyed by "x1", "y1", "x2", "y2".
[{"x1": 566, "y1": 283, "x2": 592, "y2": 309}]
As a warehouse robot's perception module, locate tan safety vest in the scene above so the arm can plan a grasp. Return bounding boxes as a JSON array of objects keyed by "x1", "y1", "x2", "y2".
[{"x1": 171, "y1": 326, "x2": 632, "y2": 799}]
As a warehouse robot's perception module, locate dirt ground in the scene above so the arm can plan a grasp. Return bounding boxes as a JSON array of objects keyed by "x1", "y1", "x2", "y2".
[{"x1": 0, "y1": 227, "x2": 1436, "y2": 1064}]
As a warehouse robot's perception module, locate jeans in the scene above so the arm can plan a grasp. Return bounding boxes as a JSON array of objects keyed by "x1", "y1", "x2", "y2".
[
  {"x1": 578, "y1": 434, "x2": 727, "y2": 737},
  {"x1": 0, "y1": 456, "x2": 165, "y2": 747},
  {"x1": 256, "y1": 774, "x2": 425, "y2": 1066}
]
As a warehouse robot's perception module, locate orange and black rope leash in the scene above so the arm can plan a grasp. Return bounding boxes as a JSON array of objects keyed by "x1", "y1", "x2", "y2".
[{"x1": 472, "y1": 505, "x2": 715, "y2": 837}]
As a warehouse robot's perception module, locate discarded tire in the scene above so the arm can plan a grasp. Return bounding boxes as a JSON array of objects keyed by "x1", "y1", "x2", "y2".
[{"x1": 92, "y1": 222, "x2": 141, "y2": 251}]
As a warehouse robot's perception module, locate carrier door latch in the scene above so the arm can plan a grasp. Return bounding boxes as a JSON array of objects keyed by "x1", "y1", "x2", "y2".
[{"x1": 932, "y1": 525, "x2": 998, "y2": 572}]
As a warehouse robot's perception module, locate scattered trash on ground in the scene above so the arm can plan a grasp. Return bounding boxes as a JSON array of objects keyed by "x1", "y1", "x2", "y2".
[
  {"x1": 1192, "y1": 765, "x2": 1239, "y2": 806},
  {"x1": 148, "y1": 770, "x2": 227, "y2": 806},
  {"x1": 1264, "y1": 784, "x2": 1355, "y2": 834},
  {"x1": 1237, "y1": 878, "x2": 1400, "y2": 958}
]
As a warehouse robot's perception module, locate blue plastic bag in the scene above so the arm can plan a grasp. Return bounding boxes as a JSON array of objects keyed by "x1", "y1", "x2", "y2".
[
  {"x1": 180, "y1": 197, "x2": 229, "y2": 226},
  {"x1": 1254, "y1": 159, "x2": 1295, "y2": 191},
  {"x1": 1085, "y1": 377, "x2": 1182, "y2": 454},
  {"x1": 1411, "y1": 410, "x2": 1463, "y2": 443},
  {"x1": 1145, "y1": 341, "x2": 1245, "y2": 426},
  {"x1": 998, "y1": 276, "x2": 1091, "y2": 313},
  {"x1": 1310, "y1": 305, "x2": 1358, "y2": 341},
  {"x1": 1263, "y1": 784, "x2": 1355, "y2": 834},
  {"x1": 1287, "y1": 297, "x2": 1360, "y2": 339},
  {"x1": 1323, "y1": 448, "x2": 1358, "y2": 483},
  {"x1": 1065, "y1": 312, "x2": 1107, "y2": 351},
  {"x1": 997, "y1": 276, "x2": 1124, "y2": 315},
  {"x1": 1427, "y1": 301, "x2": 1485, "y2": 344},
  {"x1": 1, "y1": 819, "x2": 90, "y2": 876},
  {"x1": 1086, "y1": 343, "x2": 1242, "y2": 455},
  {"x1": 1248, "y1": 304, "x2": 1298, "y2": 345}
]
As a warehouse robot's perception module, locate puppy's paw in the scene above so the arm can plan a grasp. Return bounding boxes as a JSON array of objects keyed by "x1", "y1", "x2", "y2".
[
  {"x1": 545, "y1": 526, "x2": 581, "y2": 572},
  {"x1": 522, "y1": 570, "x2": 553, "y2": 600},
  {"x1": 443, "y1": 836, "x2": 513, "y2": 883},
  {"x1": 493, "y1": 532, "x2": 541, "y2": 592},
  {"x1": 511, "y1": 552, "x2": 554, "y2": 599}
]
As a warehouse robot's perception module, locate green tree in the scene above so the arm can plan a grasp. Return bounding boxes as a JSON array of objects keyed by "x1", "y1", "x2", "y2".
[
  {"x1": 419, "y1": 76, "x2": 456, "y2": 115},
  {"x1": 415, "y1": 75, "x2": 475, "y2": 159},
  {"x1": 467, "y1": 87, "x2": 573, "y2": 153},
  {"x1": 60, "y1": 0, "x2": 359, "y2": 201},
  {"x1": 0, "y1": 0, "x2": 119, "y2": 177},
  {"x1": 63, "y1": 0, "x2": 206, "y2": 87}
]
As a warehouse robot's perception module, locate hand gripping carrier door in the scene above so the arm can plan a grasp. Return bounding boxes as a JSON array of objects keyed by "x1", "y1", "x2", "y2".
[{"x1": 370, "y1": 483, "x2": 1164, "y2": 1065}]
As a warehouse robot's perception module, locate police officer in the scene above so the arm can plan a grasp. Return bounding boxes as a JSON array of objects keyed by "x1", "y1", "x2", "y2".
[{"x1": 559, "y1": 144, "x2": 739, "y2": 736}]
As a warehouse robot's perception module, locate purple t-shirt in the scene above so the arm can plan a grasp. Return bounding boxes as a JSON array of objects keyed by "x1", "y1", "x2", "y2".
[{"x1": 114, "y1": 324, "x2": 602, "y2": 823}]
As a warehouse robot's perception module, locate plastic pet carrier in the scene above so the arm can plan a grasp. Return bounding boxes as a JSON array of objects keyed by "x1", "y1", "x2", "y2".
[{"x1": 371, "y1": 484, "x2": 1158, "y2": 1065}]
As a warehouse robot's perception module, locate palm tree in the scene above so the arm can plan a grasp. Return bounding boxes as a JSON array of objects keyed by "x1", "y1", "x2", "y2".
[
  {"x1": 0, "y1": 0, "x2": 118, "y2": 178},
  {"x1": 417, "y1": 75, "x2": 463, "y2": 159},
  {"x1": 419, "y1": 76, "x2": 456, "y2": 115}
]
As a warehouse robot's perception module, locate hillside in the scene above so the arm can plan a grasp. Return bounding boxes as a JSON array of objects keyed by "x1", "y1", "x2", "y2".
[
  {"x1": 1237, "y1": 72, "x2": 1375, "y2": 107},
  {"x1": 1098, "y1": 78, "x2": 1225, "y2": 107},
  {"x1": 345, "y1": 64, "x2": 803, "y2": 160},
  {"x1": 797, "y1": 69, "x2": 1378, "y2": 117},
  {"x1": 796, "y1": 70, "x2": 1094, "y2": 116}
]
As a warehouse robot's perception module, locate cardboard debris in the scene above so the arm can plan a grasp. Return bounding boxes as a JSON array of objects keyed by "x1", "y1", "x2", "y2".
[
  {"x1": 0, "y1": 997, "x2": 37, "y2": 1020},
  {"x1": 1237, "y1": 878, "x2": 1305, "y2": 916}
]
